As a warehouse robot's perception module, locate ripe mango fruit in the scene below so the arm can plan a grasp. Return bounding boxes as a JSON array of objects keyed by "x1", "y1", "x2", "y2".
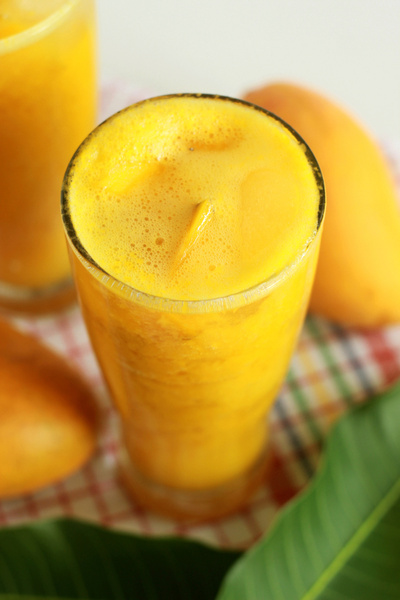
[
  {"x1": 0, "y1": 319, "x2": 100, "y2": 498},
  {"x1": 243, "y1": 82, "x2": 400, "y2": 328}
]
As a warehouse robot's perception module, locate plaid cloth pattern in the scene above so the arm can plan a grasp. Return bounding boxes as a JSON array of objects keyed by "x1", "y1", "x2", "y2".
[{"x1": 0, "y1": 81, "x2": 399, "y2": 550}]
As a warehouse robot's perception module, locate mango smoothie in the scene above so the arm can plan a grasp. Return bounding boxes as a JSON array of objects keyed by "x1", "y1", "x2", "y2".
[
  {"x1": 62, "y1": 95, "x2": 325, "y2": 520},
  {"x1": 0, "y1": 0, "x2": 96, "y2": 313}
]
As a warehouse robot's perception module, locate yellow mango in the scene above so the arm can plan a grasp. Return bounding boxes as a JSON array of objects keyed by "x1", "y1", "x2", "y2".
[
  {"x1": 0, "y1": 319, "x2": 100, "y2": 498},
  {"x1": 244, "y1": 82, "x2": 400, "y2": 328}
]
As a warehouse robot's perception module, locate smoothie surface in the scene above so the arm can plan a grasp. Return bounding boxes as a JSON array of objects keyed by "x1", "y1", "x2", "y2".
[{"x1": 67, "y1": 95, "x2": 321, "y2": 301}]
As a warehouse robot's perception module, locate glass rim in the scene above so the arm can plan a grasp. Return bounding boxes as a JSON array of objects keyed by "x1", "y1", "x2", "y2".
[
  {"x1": 61, "y1": 93, "x2": 326, "y2": 313},
  {"x1": 0, "y1": 0, "x2": 81, "y2": 53}
]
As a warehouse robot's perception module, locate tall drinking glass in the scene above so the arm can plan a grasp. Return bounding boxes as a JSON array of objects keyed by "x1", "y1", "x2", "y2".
[
  {"x1": 62, "y1": 94, "x2": 325, "y2": 521},
  {"x1": 0, "y1": 0, "x2": 96, "y2": 314}
]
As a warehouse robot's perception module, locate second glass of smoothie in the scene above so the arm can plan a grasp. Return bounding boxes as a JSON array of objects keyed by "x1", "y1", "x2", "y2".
[
  {"x1": 62, "y1": 94, "x2": 325, "y2": 521},
  {"x1": 0, "y1": 0, "x2": 96, "y2": 314}
]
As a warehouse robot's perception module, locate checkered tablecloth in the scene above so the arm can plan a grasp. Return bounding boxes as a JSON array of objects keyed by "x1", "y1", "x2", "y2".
[{"x1": 1, "y1": 81, "x2": 399, "y2": 550}]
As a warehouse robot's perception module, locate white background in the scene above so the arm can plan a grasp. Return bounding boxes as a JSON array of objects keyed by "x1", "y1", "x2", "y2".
[{"x1": 96, "y1": 0, "x2": 400, "y2": 140}]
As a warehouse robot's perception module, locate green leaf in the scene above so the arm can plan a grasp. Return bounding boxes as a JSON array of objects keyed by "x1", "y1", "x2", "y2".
[
  {"x1": 216, "y1": 379, "x2": 400, "y2": 600},
  {"x1": 0, "y1": 518, "x2": 240, "y2": 599}
]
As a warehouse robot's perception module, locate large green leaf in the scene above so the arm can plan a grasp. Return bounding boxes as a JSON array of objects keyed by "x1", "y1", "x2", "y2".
[
  {"x1": 0, "y1": 518, "x2": 240, "y2": 599},
  {"x1": 217, "y1": 379, "x2": 400, "y2": 600}
]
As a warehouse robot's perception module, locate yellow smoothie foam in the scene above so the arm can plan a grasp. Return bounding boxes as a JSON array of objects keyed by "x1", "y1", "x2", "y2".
[{"x1": 67, "y1": 95, "x2": 320, "y2": 301}]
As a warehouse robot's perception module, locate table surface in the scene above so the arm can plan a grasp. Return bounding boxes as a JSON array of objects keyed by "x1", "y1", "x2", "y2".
[{"x1": 1, "y1": 81, "x2": 400, "y2": 551}]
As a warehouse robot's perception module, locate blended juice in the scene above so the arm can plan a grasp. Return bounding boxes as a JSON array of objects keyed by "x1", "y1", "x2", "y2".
[
  {"x1": 0, "y1": 0, "x2": 96, "y2": 310},
  {"x1": 63, "y1": 95, "x2": 324, "y2": 519}
]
